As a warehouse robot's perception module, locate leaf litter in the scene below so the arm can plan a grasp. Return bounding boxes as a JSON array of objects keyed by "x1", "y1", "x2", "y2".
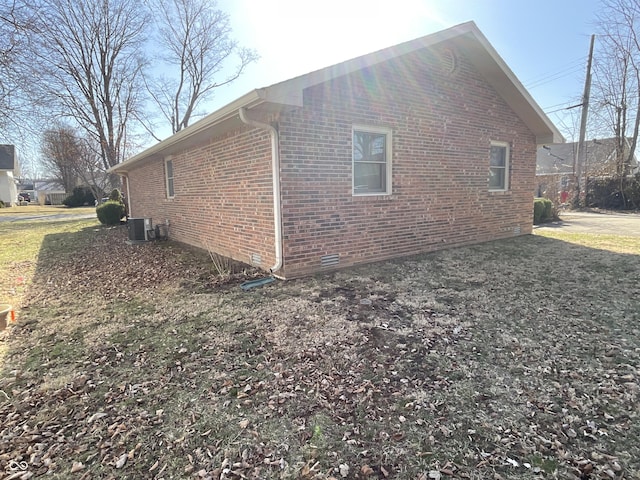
[{"x1": 0, "y1": 224, "x2": 639, "y2": 479}]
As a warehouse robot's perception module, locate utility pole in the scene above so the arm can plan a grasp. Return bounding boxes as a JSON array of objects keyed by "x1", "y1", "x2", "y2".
[{"x1": 574, "y1": 34, "x2": 595, "y2": 208}]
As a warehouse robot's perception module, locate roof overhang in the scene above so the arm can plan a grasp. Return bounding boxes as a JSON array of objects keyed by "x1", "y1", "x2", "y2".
[
  {"x1": 110, "y1": 90, "x2": 278, "y2": 173},
  {"x1": 258, "y1": 22, "x2": 563, "y2": 145},
  {"x1": 450, "y1": 27, "x2": 564, "y2": 145},
  {"x1": 111, "y1": 21, "x2": 563, "y2": 174}
]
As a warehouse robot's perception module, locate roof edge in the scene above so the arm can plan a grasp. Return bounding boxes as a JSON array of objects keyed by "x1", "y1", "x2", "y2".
[
  {"x1": 259, "y1": 21, "x2": 563, "y2": 144},
  {"x1": 112, "y1": 21, "x2": 564, "y2": 173},
  {"x1": 260, "y1": 21, "x2": 482, "y2": 106},
  {"x1": 457, "y1": 26, "x2": 564, "y2": 144},
  {"x1": 110, "y1": 89, "x2": 266, "y2": 173}
]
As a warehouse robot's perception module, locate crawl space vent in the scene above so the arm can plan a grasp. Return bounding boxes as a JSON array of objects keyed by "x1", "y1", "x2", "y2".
[
  {"x1": 320, "y1": 254, "x2": 340, "y2": 268},
  {"x1": 513, "y1": 226, "x2": 521, "y2": 235},
  {"x1": 250, "y1": 253, "x2": 262, "y2": 266}
]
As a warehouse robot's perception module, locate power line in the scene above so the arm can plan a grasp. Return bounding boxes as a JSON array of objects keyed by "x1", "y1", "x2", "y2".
[
  {"x1": 524, "y1": 56, "x2": 587, "y2": 90},
  {"x1": 527, "y1": 64, "x2": 586, "y2": 90},
  {"x1": 524, "y1": 56, "x2": 586, "y2": 84},
  {"x1": 544, "y1": 102, "x2": 584, "y2": 115},
  {"x1": 542, "y1": 99, "x2": 581, "y2": 112}
]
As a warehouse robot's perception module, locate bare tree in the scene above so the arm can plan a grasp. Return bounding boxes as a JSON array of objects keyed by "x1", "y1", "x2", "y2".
[
  {"x1": 28, "y1": 0, "x2": 149, "y2": 173},
  {"x1": 148, "y1": 0, "x2": 258, "y2": 135},
  {"x1": 594, "y1": 0, "x2": 640, "y2": 186},
  {"x1": 0, "y1": 0, "x2": 37, "y2": 133},
  {"x1": 41, "y1": 125, "x2": 83, "y2": 193},
  {"x1": 41, "y1": 124, "x2": 110, "y2": 200},
  {"x1": 75, "y1": 145, "x2": 112, "y2": 203}
]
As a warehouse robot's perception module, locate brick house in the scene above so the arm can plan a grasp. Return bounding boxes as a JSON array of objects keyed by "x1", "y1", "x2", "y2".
[
  {"x1": 536, "y1": 139, "x2": 639, "y2": 205},
  {"x1": 110, "y1": 21, "x2": 562, "y2": 278}
]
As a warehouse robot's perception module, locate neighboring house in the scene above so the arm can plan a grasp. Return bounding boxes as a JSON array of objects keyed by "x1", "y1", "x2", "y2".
[
  {"x1": 110, "y1": 21, "x2": 562, "y2": 278},
  {"x1": 33, "y1": 179, "x2": 67, "y2": 205},
  {"x1": 0, "y1": 145, "x2": 18, "y2": 206},
  {"x1": 536, "y1": 138, "x2": 639, "y2": 204}
]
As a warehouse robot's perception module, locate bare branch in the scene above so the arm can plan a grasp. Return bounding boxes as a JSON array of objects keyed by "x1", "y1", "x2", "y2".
[
  {"x1": 27, "y1": 0, "x2": 149, "y2": 172},
  {"x1": 593, "y1": 0, "x2": 640, "y2": 189},
  {"x1": 148, "y1": 0, "x2": 258, "y2": 134}
]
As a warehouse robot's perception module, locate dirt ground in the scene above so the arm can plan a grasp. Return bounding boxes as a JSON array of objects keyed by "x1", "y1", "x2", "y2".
[{"x1": 1, "y1": 223, "x2": 639, "y2": 479}]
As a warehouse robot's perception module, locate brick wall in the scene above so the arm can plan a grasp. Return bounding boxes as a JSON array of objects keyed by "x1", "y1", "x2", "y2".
[
  {"x1": 277, "y1": 45, "x2": 538, "y2": 277},
  {"x1": 123, "y1": 42, "x2": 541, "y2": 279},
  {"x1": 536, "y1": 174, "x2": 573, "y2": 205},
  {"x1": 124, "y1": 128, "x2": 276, "y2": 269}
]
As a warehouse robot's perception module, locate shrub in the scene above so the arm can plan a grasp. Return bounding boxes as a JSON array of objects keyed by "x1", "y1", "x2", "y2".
[
  {"x1": 542, "y1": 198, "x2": 553, "y2": 220},
  {"x1": 63, "y1": 186, "x2": 96, "y2": 207},
  {"x1": 108, "y1": 188, "x2": 123, "y2": 203},
  {"x1": 533, "y1": 200, "x2": 545, "y2": 224},
  {"x1": 96, "y1": 200, "x2": 126, "y2": 225},
  {"x1": 533, "y1": 198, "x2": 554, "y2": 224},
  {"x1": 587, "y1": 174, "x2": 640, "y2": 209},
  {"x1": 0, "y1": 200, "x2": 5, "y2": 208}
]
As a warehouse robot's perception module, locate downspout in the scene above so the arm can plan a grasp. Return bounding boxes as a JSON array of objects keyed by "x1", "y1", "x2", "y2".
[
  {"x1": 123, "y1": 174, "x2": 131, "y2": 217},
  {"x1": 238, "y1": 107, "x2": 283, "y2": 275}
]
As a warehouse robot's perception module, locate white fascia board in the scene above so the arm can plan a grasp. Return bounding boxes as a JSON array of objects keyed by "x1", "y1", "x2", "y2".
[
  {"x1": 261, "y1": 21, "x2": 563, "y2": 145},
  {"x1": 260, "y1": 22, "x2": 479, "y2": 106},
  {"x1": 110, "y1": 90, "x2": 265, "y2": 173},
  {"x1": 458, "y1": 28, "x2": 565, "y2": 144}
]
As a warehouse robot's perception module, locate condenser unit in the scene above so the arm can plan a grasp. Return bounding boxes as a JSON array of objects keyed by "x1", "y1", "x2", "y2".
[{"x1": 128, "y1": 217, "x2": 152, "y2": 241}]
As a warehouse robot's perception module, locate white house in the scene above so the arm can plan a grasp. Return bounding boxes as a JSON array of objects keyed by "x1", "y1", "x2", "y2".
[{"x1": 0, "y1": 145, "x2": 18, "y2": 206}]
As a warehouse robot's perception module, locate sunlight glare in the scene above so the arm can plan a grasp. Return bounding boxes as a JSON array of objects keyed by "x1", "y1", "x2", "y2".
[{"x1": 236, "y1": 0, "x2": 451, "y2": 82}]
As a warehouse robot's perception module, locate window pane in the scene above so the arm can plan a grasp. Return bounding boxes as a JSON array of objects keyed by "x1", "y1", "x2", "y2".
[
  {"x1": 490, "y1": 145, "x2": 506, "y2": 167},
  {"x1": 354, "y1": 162, "x2": 385, "y2": 192},
  {"x1": 489, "y1": 167, "x2": 505, "y2": 189},
  {"x1": 166, "y1": 159, "x2": 174, "y2": 197},
  {"x1": 353, "y1": 128, "x2": 390, "y2": 195},
  {"x1": 354, "y1": 132, "x2": 386, "y2": 162}
]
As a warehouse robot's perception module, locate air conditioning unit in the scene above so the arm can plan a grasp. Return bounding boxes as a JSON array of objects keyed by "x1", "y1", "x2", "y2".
[{"x1": 128, "y1": 217, "x2": 152, "y2": 241}]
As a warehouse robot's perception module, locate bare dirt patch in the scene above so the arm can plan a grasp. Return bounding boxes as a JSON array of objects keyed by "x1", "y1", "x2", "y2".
[{"x1": 1, "y1": 225, "x2": 639, "y2": 479}]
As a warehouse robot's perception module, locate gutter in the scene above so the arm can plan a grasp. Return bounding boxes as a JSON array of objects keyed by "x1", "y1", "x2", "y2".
[
  {"x1": 238, "y1": 107, "x2": 283, "y2": 275},
  {"x1": 108, "y1": 89, "x2": 266, "y2": 174}
]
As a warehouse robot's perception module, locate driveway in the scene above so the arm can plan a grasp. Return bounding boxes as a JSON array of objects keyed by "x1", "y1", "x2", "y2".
[{"x1": 535, "y1": 210, "x2": 640, "y2": 236}]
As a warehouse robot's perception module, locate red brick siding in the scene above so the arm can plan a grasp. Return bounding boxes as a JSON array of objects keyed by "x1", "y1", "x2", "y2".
[
  {"x1": 536, "y1": 174, "x2": 573, "y2": 205},
  {"x1": 278, "y1": 46, "x2": 537, "y2": 277},
  {"x1": 124, "y1": 128, "x2": 275, "y2": 268}
]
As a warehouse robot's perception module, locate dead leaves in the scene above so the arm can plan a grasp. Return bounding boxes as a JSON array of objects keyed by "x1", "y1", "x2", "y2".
[
  {"x1": 24, "y1": 225, "x2": 255, "y2": 306},
  {"x1": 114, "y1": 453, "x2": 127, "y2": 469},
  {"x1": 2, "y1": 225, "x2": 640, "y2": 478}
]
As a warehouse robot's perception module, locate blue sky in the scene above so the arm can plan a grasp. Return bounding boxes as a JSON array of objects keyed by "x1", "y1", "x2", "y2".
[{"x1": 212, "y1": 0, "x2": 604, "y2": 142}]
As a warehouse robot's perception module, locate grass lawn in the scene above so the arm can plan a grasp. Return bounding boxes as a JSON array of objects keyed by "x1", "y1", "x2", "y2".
[
  {"x1": 0, "y1": 205, "x2": 97, "y2": 216},
  {"x1": 1, "y1": 217, "x2": 639, "y2": 479}
]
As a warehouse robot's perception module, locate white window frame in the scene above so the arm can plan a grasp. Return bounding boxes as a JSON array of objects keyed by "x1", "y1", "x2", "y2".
[
  {"x1": 489, "y1": 141, "x2": 510, "y2": 191},
  {"x1": 352, "y1": 125, "x2": 392, "y2": 196},
  {"x1": 165, "y1": 157, "x2": 175, "y2": 198}
]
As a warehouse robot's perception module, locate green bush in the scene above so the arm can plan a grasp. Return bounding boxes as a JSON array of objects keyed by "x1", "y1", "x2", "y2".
[
  {"x1": 108, "y1": 188, "x2": 123, "y2": 203},
  {"x1": 63, "y1": 186, "x2": 96, "y2": 207},
  {"x1": 542, "y1": 198, "x2": 553, "y2": 220},
  {"x1": 0, "y1": 200, "x2": 5, "y2": 208},
  {"x1": 533, "y1": 200, "x2": 545, "y2": 224},
  {"x1": 533, "y1": 198, "x2": 554, "y2": 224},
  {"x1": 96, "y1": 200, "x2": 126, "y2": 225}
]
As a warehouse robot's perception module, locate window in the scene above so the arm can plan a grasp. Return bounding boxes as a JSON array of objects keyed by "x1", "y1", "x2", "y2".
[
  {"x1": 165, "y1": 157, "x2": 175, "y2": 198},
  {"x1": 489, "y1": 141, "x2": 509, "y2": 191},
  {"x1": 353, "y1": 126, "x2": 392, "y2": 195}
]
